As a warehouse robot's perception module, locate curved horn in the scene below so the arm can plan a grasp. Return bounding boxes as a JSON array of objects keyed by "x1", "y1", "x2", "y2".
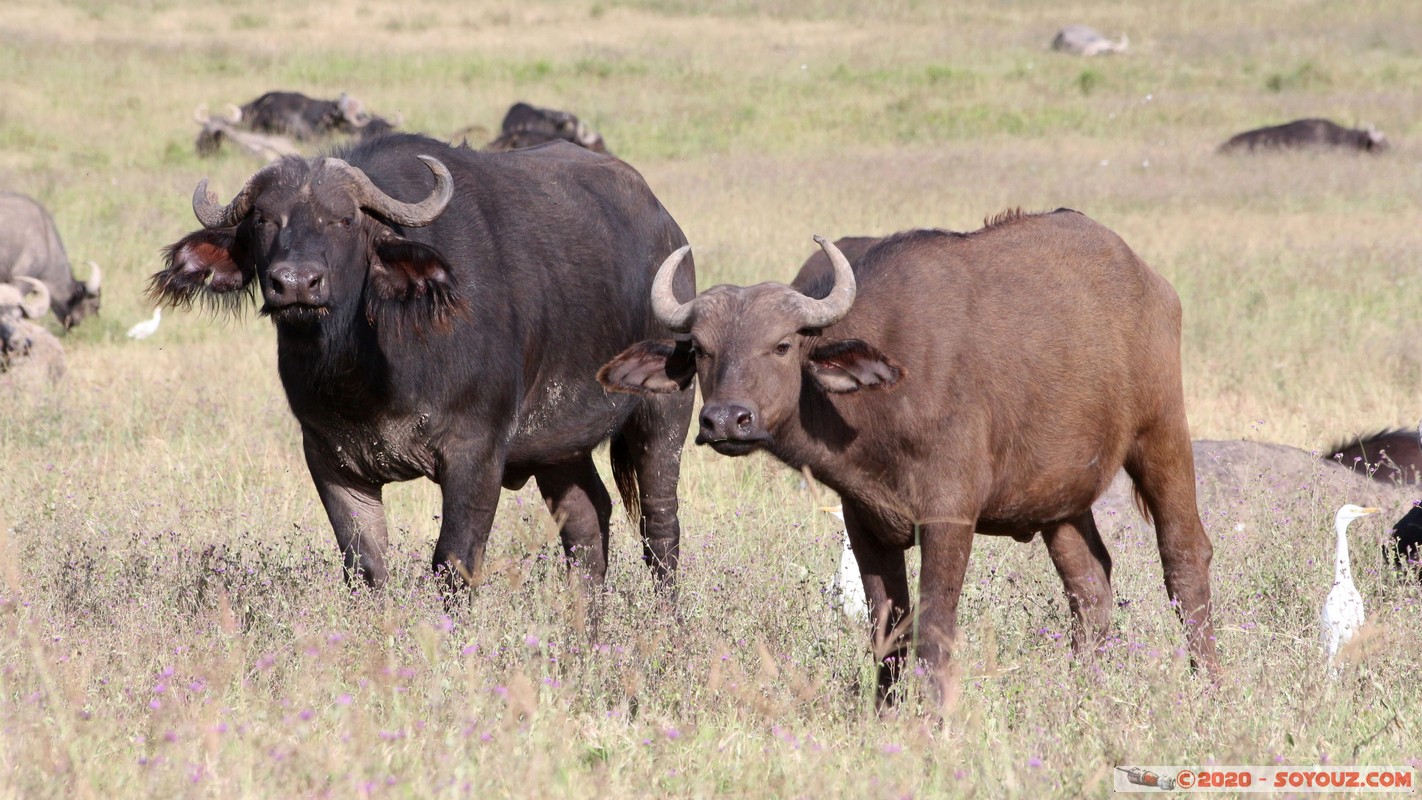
[
  {"x1": 15, "y1": 277, "x2": 50, "y2": 319},
  {"x1": 793, "y1": 235, "x2": 858, "y2": 328},
  {"x1": 224, "y1": 104, "x2": 242, "y2": 124},
  {"x1": 191, "y1": 162, "x2": 281, "y2": 229},
  {"x1": 649, "y1": 244, "x2": 694, "y2": 332},
  {"x1": 194, "y1": 103, "x2": 211, "y2": 125},
  {"x1": 323, "y1": 155, "x2": 453, "y2": 227},
  {"x1": 83, "y1": 261, "x2": 101, "y2": 293}
]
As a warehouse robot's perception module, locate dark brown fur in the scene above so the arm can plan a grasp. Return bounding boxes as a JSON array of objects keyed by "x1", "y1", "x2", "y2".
[
  {"x1": 602, "y1": 209, "x2": 1217, "y2": 703},
  {"x1": 1325, "y1": 427, "x2": 1422, "y2": 485}
]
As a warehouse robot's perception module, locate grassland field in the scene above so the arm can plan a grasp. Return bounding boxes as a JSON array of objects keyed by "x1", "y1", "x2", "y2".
[{"x1": 2, "y1": 0, "x2": 1421, "y2": 797}]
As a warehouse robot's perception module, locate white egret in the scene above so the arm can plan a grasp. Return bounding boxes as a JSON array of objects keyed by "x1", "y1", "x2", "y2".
[
  {"x1": 1321, "y1": 504, "x2": 1381, "y2": 663},
  {"x1": 126, "y1": 307, "x2": 162, "y2": 340},
  {"x1": 819, "y1": 505, "x2": 869, "y2": 623}
]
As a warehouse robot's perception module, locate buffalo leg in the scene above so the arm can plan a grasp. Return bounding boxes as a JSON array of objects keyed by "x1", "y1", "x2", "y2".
[
  {"x1": 914, "y1": 517, "x2": 976, "y2": 708},
  {"x1": 842, "y1": 504, "x2": 911, "y2": 704},
  {"x1": 433, "y1": 447, "x2": 508, "y2": 593},
  {"x1": 1043, "y1": 511, "x2": 1114, "y2": 654},
  {"x1": 304, "y1": 436, "x2": 389, "y2": 588},
  {"x1": 535, "y1": 457, "x2": 613, "y2": 585},
  {"x1": 613, "y1": 393, "x2": 692, "y2": 595},
  {"x1": 1125, "y1": 419, "x2": 1219, "y2": 675}
]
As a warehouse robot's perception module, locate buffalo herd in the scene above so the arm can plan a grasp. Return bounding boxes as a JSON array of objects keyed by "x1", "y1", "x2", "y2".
[{"x1": 0, "y1": 76, "x2": 1411, "y2": 706}]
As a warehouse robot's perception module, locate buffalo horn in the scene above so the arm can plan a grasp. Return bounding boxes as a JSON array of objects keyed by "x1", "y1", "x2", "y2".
[
  {"x1": 15, "y1": 277, "x2": 50, "y2": 319},
  {"x1": 323, "y1": 156, "x2": 453, "y2": 227},
  {"x1": 192, "y1": 162, "x2": 282, "y2": 229},
  {"x1": 649, "y1": 245, "x2": 694, "y2": 332},
  {"x1": 84, "y1": 261, "x2": 101, "y2": 293},
  {"x1": 193, "y1": 103, "x2": 211, "y2": 125},
  {"x1": 794, "y1": 235, "x2": 857, "y2": 328}
]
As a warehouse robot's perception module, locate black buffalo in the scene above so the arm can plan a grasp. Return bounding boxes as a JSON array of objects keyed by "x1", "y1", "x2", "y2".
[
  {"x1": 486, "y1": 102, "x2": 608, "y2": 153},
  {"x1": 237, "y1": 91, "x2": 396, "y2": 141},
  {"x1": 151, "y1": 133, "x2": 695, "y2": 592},
  {"x1": 1218, "y1": 118, "x2": 1387, "y2": 153},
  {"x1": 0, "y1": 191, "x2": 102, "y2": 330}
]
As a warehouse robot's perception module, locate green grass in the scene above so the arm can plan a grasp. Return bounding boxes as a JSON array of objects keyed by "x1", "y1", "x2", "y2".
[{"x1": 2, "y1": 0, "x2": 1421, "y2": 796}]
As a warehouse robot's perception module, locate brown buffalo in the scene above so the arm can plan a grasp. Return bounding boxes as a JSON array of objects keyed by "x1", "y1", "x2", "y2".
[{"x1": 599, "y1": 209, "x2": 1217, "y2": 702}]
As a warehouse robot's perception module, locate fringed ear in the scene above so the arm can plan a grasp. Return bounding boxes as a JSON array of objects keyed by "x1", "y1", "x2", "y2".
[
  {"x1": 368, "y1": 236, "x2": 464, "y2": 333},
  {"x1": 149, "y1": 229, "x2": 256, "y2": 314},
  {"x1": 807, "y1": 338, "x2": 903, "y2": 393},
  {"x1": 597, "y1": 340, "x2": 695, "y2": 395}
]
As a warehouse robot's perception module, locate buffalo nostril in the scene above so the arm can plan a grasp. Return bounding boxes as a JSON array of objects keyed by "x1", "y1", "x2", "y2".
[
  {"x1": 735, "y1": 410, "x2": 755, "y2": 432},
  {"x1": 306, "y1": 273, "x2": 323, "y2": 291},
  {"x1": 271, "y1": 274, "x2": 287, "y2": 295}
]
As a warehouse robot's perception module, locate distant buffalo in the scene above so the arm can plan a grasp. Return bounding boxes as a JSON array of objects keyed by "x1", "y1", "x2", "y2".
[
  {"x1": 237, "y1": 91, "x2": 394, "y2": 140},
  {"x1": 486, "y1": 103, "x2": 607, "y2": 153},
  {"x1": 1218, "y1": 119, "x2": 1387, "y2": 154},
  {"x1": 0, "y1": 192, "x2": 101, "y2": 330},
  {"x1": 1051, "y1": 25, "x2": 1128, "y2": 56}
]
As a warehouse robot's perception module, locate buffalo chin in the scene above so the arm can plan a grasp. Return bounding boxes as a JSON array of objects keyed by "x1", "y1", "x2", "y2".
[
  {"x1": 263, "y1": 303, "x2": 331, "y2": 327},
  {"x1": 699, "y1": 438, "x2": 767, "y2": 457}
]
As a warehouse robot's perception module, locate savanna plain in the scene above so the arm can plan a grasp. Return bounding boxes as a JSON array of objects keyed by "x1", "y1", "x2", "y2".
[{"x1": 2, "y1": 0, "x2": 1421, "y2": 797}]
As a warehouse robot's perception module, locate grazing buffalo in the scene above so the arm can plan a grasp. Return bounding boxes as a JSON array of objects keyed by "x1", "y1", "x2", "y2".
[
  {"x1": 0, "y1": 192, "x2": 102, "y2": 330},
  {"x1": 599, "y1": 210, "x2": 1217, "y2": 702},
  {"x1": 0, "y1": 278, "x2": 65, "y2": 385},
  {"x1": 1325, "y1": 426, "x2": 1422, "y2": 484},
  {"x1": 1218, "y1": 119, "x2": 1387, "y2": 154},
  {"x1": 151, "y1": 133, "x2": 695, "y2": 592},
  {"x1": 236, "y1": 91, "x2": 396, "y2": 141},
  {"x1": 486, "y1": 102, "x2": 608, "y2": 153},
  {"x1": 1050, "y1": 25, "x2": 1128, "y2": 56}
]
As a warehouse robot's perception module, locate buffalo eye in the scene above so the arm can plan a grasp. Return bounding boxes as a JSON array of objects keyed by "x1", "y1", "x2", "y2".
[
  {"x1": 338, "y1": 216, "x2": 354, "y2": 229},
  {"x1": 690, "y1": 339, "x2": 710, "y2": 359},
  {"x1": 773, "y1": 340, "x2": 792, "y2": 357}
]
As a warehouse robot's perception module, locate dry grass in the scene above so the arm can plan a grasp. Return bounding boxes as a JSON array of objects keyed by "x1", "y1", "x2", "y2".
[{"x1": 2, "y1": 0, "x2": 1421, "y2": 796}]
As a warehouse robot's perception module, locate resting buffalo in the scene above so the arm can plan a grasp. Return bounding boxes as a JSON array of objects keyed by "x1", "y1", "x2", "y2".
[
  {"x1": 486, "y1": 102, "x2": 608, "y2": 153},
  {"x1": 599, "y1": 210, "x2": 1217, "y2": 702},
  {"x1": 194, "y1": 105, "x2": 300, "y2": 162},
  {"x1": 1218, "y1": 119, "x2": 1387, "y2": 153},
  {"x1": 0, "y1": 278, "x2": 65, "y2": 385},
  {"x1": 1050, "y1": 25, "x2": 1128, "y2": 56},
  {"x1": 151, "y1": 133, "x2": 695, "y2": 592},
  {"x1": 0, "y1": 192, "x2": 102, "y2": 330},
  {"x1": 1325, "y1": 426, "x2": 1422, "y2": 485},
  {"x1": 236, "y1": 91, "x2": 396, "y2": 141}
]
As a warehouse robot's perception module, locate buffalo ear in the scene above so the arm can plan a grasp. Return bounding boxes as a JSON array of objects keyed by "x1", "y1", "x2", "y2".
[
  {"x1": 807, "y1": 338, "x2": 903, "y2": 393},
  {"x1": 597, "y1": 340, "x2": 695, "y2": 395},
  {"x1": 150, "y1": 229, "x2": 254, "y2": 310},
  {"x1": 369, "y1": 237, "x2": 463, "y2": 330}
]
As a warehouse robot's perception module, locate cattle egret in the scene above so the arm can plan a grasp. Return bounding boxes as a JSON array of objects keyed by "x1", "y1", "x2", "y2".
[
  {"x1": 126, "y1": 307, "x2": 162, "y2": 340},
  {"x1": 1321, "y1": 504, "x2": 1381, "y2": 663},
  {"x1": 819, "y1": 505, "x2": 869, "y2": 623}
]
